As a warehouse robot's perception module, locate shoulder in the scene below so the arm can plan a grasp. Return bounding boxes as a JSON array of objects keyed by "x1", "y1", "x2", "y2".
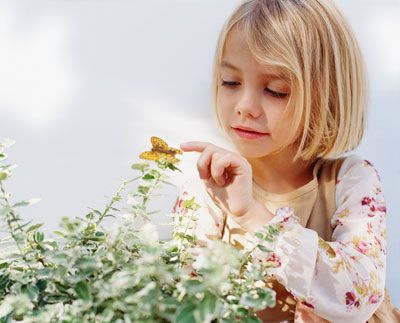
[
  {"x1": 337, "y1": 154, "x2": 382, "y2": 182},
  {"x1": 334, "y1": 154, "x2": 384, "y2": 206}
]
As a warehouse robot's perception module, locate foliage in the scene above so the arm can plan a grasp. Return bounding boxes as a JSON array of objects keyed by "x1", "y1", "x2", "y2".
[{"x1": 0, "y1": 138, "x2": 279, "y2": 322}]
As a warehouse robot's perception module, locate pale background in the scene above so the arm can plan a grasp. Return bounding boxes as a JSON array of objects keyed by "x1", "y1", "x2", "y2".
[{"x1": 0, "y1": 0, "x2": 399, "y2": 305}]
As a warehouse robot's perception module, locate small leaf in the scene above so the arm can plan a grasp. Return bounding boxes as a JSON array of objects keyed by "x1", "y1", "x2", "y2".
[
  {"x1": 26, "y1": 223, "x2": 44, "y2": 232},
  {"x1": 0, "y1": 273, "x2": 10, "y2": 289},
  {"x1": 131, "y1": 162, "x2": 149, "y2": 172},
  {"x1": 194, "y1": 293, "x2": 220, "y2": 322},
  {"x1": 36, "y1": 280, "x2": 47, "y2": 292},
  {"x1": 85, "y1": 212, "x2": 95, "y2": 220},
  {"x1": 138, "y1": 185, "x2": 151, "y2": 195},
  {"x1": 88, "y1": 208, "x2": 102, "y2": 216},
  {"x1": 21, "y1": 284, "x2": 39, "y2": 302},
  {"x1": 0, "y1": 172, "x2": 8, "y2": 181},
  {"x1": 53, "y1": 230, "x2": 65, "y2": 237},
  {"x1": 256, "y1": 244, "x2": 272, "y2": 253},
  {"x1": 239, "y1": 287, "x2": 275, "y2": 311},
  {"x1": 34, "y1": 232, "x2": 44, "y2": 243},
  {"x1": 13, "y1": 198, "x2": 41, "y2": 208},
  {"x1": 142, "y1": 173, "x2": 155, "y2": 180},
  {"x1": 75, "y1": 256, "x2": 98, "y2": 273},
  {"x1": 74, "y1": 281, "x2": 90, "y2": 301},
  {"x1": 175, "y1": 302, "x2": 196, "y2": 323},
  {"x1": 185, "y1": 280, "x2": 204, "y2": 294}
]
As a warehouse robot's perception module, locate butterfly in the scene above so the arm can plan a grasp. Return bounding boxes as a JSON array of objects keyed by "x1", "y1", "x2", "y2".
[{"x1": 139, "y1": 136, "x2": 182, "y2": 165}]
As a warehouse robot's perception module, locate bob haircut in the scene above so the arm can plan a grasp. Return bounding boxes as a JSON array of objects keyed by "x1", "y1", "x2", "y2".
[{"x1": 211, "y1": 0, "x2": 367, "y2": 161}]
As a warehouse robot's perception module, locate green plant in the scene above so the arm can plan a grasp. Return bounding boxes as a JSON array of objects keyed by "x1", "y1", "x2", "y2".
[{"x1": 0, "y1": 138, "x2": 278, "y2": 322}]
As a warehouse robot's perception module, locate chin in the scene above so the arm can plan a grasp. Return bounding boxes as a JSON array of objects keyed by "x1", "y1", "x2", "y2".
[{"x1": 233, "y1": 144, "x2": 273, "y2": 159}]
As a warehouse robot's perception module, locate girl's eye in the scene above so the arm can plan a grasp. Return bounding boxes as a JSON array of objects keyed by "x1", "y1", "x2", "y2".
[
  {"x1": 221, "y1": 80, "x2": 240, "y2": 87},
  {"x1": 221, "y1": 80, "x2": 289, "y2": 99},
  {"x1": 264, "y1": 88, "x2": 289, "y2": 99}
]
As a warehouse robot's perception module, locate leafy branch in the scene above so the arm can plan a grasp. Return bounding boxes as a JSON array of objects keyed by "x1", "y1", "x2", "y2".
[{"x1": 0, "y1": 138, "x2": 279, "y2": 322}]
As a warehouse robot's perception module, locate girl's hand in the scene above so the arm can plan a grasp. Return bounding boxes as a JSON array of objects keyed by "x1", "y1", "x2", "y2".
[{"x1": 180, "y1": 141, "x2": 256, "y2": 218}]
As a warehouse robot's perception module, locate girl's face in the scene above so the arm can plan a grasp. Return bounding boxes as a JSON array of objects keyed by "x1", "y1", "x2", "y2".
[{"x1": 217, "y1": 28, "x2": 295, "y2": 159}]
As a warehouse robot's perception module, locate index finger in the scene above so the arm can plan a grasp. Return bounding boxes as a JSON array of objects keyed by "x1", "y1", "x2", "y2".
[{"x1": 180, "y1": 141, "x2": 214, "y2": 153}]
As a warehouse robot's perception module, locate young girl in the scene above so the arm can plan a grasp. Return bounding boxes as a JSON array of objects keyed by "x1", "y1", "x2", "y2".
[{"x1": 175, "y1": 0, "x2": 399, "y2": 322}]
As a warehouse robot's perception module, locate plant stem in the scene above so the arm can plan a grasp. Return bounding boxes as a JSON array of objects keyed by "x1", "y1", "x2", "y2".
[
  {"x1": 179, "y1": 209, "x2": 195, "y2": 251},
  {"x1": 0, "y1": 182, "x2": 35, "y2": 272},
  {"x1": 96, "y1": 179, "x2": 133, "y2": 225}
]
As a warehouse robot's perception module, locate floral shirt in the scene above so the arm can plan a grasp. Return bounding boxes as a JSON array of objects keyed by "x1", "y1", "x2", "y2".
[{"x1": 173, "y1": 155, "x2": 387, "y2": 322}]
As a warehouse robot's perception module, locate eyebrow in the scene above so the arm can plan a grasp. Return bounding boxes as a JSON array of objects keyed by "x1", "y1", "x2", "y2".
[{"x1": 220, "y1": 60, "x2": 282, "y2": 80}]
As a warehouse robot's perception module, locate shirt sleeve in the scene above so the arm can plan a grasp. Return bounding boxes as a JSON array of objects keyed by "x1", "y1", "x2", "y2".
[
  {"x1": 250, "y1": 155, "x2": 387, "y2": 322},
  {"x1": 172, "y1": 176, "x2": 225, "y2": 248}
]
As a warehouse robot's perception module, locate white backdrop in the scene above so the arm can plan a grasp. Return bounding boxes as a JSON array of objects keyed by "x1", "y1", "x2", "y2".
[{"x1": 0, "y1": 0, "x2": 399, "y2": 306}]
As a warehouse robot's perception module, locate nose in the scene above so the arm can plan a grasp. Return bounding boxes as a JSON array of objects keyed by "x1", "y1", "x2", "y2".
[{"x1": 234, "y1": 87, "x2": 262, "y2": 118}]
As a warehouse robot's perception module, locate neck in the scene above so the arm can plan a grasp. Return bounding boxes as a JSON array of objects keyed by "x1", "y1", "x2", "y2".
[{"x1": 247, "y1": 146, "x2": 317, "y2": 194}]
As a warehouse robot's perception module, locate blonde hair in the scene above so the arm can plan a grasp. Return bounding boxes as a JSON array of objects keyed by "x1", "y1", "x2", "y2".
[{"x1": 211, "y1": 0, "x2": 367, "y2": 161}]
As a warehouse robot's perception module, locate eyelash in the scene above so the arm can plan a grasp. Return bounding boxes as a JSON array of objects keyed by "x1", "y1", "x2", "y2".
[{"x1": 221, "y1": 81, "x2": 289, "y2": 99}]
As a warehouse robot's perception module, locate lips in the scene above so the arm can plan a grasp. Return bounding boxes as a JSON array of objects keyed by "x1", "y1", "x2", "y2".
[
  {"x1": 231, "y1": 126, "x2": 269, "y2": 140},
  {"x1": 232, "y1": 125, "x2": 268, "y2": 134}
]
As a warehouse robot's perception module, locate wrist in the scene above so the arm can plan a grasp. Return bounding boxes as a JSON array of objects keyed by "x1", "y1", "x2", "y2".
[{"x1": 234, "y1": 201, "x2": 274, "y2": 235}]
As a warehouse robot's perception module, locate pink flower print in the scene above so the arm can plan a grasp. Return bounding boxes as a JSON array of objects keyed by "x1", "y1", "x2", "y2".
[
  {"x1": 335, "y1": 218, "x2": 344, "y2": 226},
  {"x1": 345, "y1": 292, "x2": 360, "y2": 308},
  {"x1": 356, "y1": 241, "x2": 371, "y2": 254},
  {"x1": 367, "y1": 222, "x2": 373, "y2": 234},
  {"x1": 374, "y1": 237, "x2": 384, "y2": 252},
  {"x1": 266, "y1": 252, "x2": 282, "y2": 268},
  {"x1": 364, "y1": 160, "x2": 373, "y2": 167},
  {"x1": 377, "y1": 205, "x2": 386, "y2": 213},
  {"x1": 362, "y1": 197, "x2": 372, "y2": 205},
  {"x1": 368, "y1": 294, "x2": 381, "y2": 304}
]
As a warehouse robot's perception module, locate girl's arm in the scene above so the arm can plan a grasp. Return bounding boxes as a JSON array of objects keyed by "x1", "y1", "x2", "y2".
[{"x1": 250, "y1": 155, "x2": 387, "y2": 322}]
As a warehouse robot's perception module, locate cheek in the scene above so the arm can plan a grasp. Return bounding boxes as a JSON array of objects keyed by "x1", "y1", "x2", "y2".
[
  {"x1": 265, "y1": 106, "x2": 283, "y2": 130},
  {"x1": 266, "y1": 109, "x2": 291, "y2": 139},
  {"x1": 216, "y1": 94, "x2": 233, "y2": 122}
]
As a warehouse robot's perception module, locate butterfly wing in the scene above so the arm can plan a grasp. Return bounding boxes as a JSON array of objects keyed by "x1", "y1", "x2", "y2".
[
  {"x1": 151, "y1": 136, "x2": 169, "y2": 150},
  {"x1": 158, "y1": 153, "x2": 180, "y2": 164},
  {"x1": 139, "y1": 151, "x2": 163, "y2": 161},
  {"x1": 168, "y1": 147, "x2": 182, "y2": 155},
  {"x1": 151, "y1": 136, "x2": 182, "y2": 155},
  {"x1": 139, "y1": 136, "x2": 182, "y2": 165}
]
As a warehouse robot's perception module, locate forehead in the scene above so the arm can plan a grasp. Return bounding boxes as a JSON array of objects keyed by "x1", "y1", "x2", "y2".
[
  {"x1": 220, "y1": 60, "x2": 283, "y2": 80},
  {"x1": 221, "y1": 28, "x2": 285, "y2": 79}
]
